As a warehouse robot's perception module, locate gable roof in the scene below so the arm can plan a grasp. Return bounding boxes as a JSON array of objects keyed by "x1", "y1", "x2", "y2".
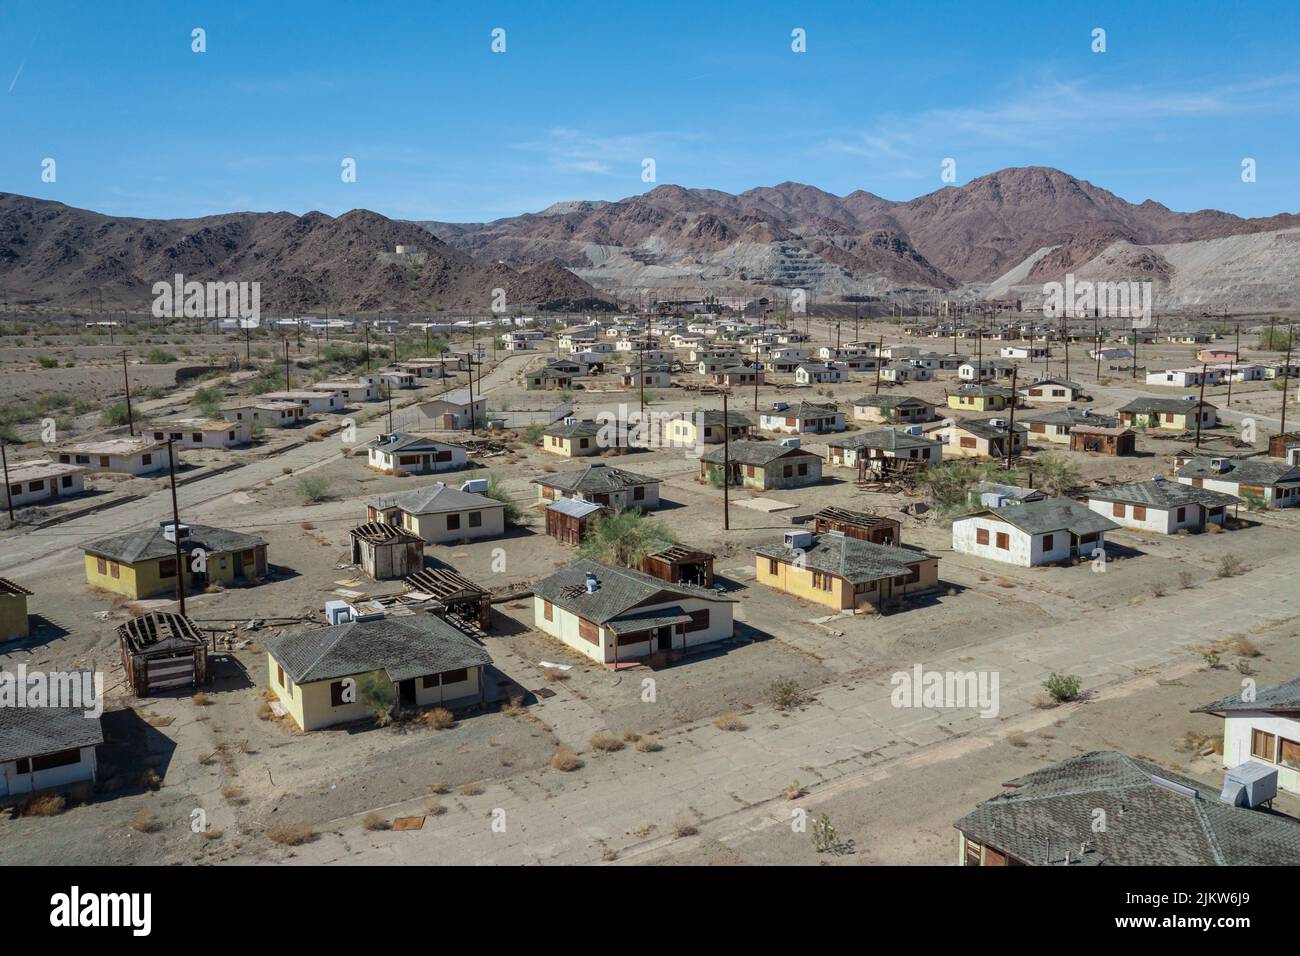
[
  {"x1": 531, "y1": 558, "x2": 732, "y2": 625},
  {"x1": 1089, "y1": 478, "x2": 1239, "y2": 509},
  {"x1": 533, "y1": 462, "x2": 658, "y2": 493},
  {"x1": 753, "y1": 533, "x2": 932, "y2": 584},
  {"x1": 1022, "y1": 377, "x2": 1084, "y2": 391},
  {"x1": 366, "y1": 482, "x2": 502, "y2": 515},
  {"x1": 1119, "y1": 397, "x2": 1217, "y2": 414},
  {"x1": 1195, "y1": 676, "x2": 1300, "y2": 715},
  {"x1": 0, "y1": 703, "x2": 103, "y2": 764},
  {"x1": 365, "y1": 433, "x2": 460, "y2": 454},
  {"x1": 698, "y1": 409, "x2": 753, "y2": 427},
  {"x1": 954, "y1": 751, "x2": 1300, "y2": 866},
  {"x1": 1176, "y1": 457, "x2": 1300, "y2": 487},
  {"x1": 828, "y1": 429, "x2": 941, "y2": 452},
  {"x1": 947, "y1": 385, "x2": 1014, "y2": 399},
  {"x1": 543, "y1": 419, "x2": 604, "y2": 439},
  {"x1": 853, "y1": 394, "x2": 934, "y2": 410},
  {"x1": 1023, "y1": 407, "x2": 1119, "y2": 429},
  {"x1": 763, "y1": 402, "x2": 839, "y2": 420},
  {"x1": 264, "y1": 614, "x2": 491, "y2": 684},
  {"x1": 700, "y1": 441, "x2": 816, "y2": 466},
  {"x1": 85, "y1": 523, "x2": 267, "y2": 565},
  {"x1": 545, "y1": 497, "x2": 606, "y2": 519},
  {"x1": 948, "y1": 418, "x2": 1028, "y2": 440},
  {"x1": 960, "y1": 496, "x2": 1117, "y2": 536}
]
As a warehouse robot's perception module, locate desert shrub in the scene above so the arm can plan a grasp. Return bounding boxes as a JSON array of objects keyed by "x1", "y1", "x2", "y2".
[
  {"x1": 1042, "y1": 672, "x2": 1081, "y2": 703},
  {"x1": 551, "y1": 747, "x2": 583, "y2": 772},
  {"x1": 714, "y1": 713, "x2": 748, "y2": 732},
  {"x1": 767, "y1": 677, "x2": 804, "y2": 711},
  {"x1": 1217, "y1": 554, "x2": 1246, "y2": 577},
  {"x1": 635, "y1": 736, "x2": 661, "y2": 753},
  {"x1": 362, "y1": 812, "x2": 390, "y2": 831},
  {"x1": 297, "y1": 475, "x2": 330, "y2": 503},
  {"x1": 589, "y1": 732, "x2": 624, "y2": 752},
  {"x1": 267, "y1": 821, "x2": 315, "y2": 845}
]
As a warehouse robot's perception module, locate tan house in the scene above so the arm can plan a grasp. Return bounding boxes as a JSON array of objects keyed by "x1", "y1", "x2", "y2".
[
  {"x1": 1118, "y1": 398, "x2": 1218, "y2": 431},
  {"x1": 852, "y1": 395, "x2": 936, "y2": 425},
  {"x1": 3, "y1": 460, "x2": 86, "y2": 509},
  {"x1": 534, "y1": 462, "x2": 661, "y2": 510},
  {"x1": 700, "y1": 441, "x2": 822, "y2": 489},
  {"x1": 148, "y1": 417, "x2": 251, "y2": 449},
  {"x1": 84, "y1": 521, "x2": 269, "y2": 599},
  {"x1": 936, "y1": 418, "x2": 1027, "y2": 459},
  {"x1": 57, "y1": 439, "x2": 173, "y2": 476}
]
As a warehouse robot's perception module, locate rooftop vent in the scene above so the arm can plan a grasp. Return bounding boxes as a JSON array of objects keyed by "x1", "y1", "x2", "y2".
[
  {"x1": 585, "y1": 571, "x2": 600, "y2": 594},
  {"x1": 1220, "y1": 761, "x2": 1277, "y2": 809},
  {"x1": 1149, "y1": 774, "x2": 1200, "y2": 800},
  {"x1": 161, "y1": 522, "x2": 190, "y2": 542},
  {"x1": 783, "y1": 530, "x2": 814, "y2": 550}
]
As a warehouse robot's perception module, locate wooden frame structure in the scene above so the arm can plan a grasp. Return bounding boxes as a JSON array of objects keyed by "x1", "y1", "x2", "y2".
[
  {"x1": 117, "y1": 611, "x2": 207, "y2": 697},
  {"x1": 640, "y1": 545, "x2": 715, "y2": 588},
  {"x1": 404, "y1": 566, "x2": 492, "y2": 631},
  {"x1": 811, "y1": 506, "x2": 902, "y2": 546}
]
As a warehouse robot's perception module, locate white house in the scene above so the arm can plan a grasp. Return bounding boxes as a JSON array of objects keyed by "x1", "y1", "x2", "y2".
[
  {"x1": 502, "y1": 330, "x2": 545, "y2": 351},
  {"x1": 1195, "y1": 677, "x2": 1300, "y2": 797},
  {"x1": 795, "y1": 362, "x2": 850, "y2": 385},
  {"x1": 3, "y1": 460, "x2": 86, "y2": 509},
  {"x1": 311, "y1": 380, "x2": 382, "y2": 403},
  {"x1": 532, "y1": 559, "x2": 735, "y2": 665},
  {"x1": 0, "y1": 706, "x2": 102, "y2": 798},
  {"x1": 1146, "y1": 367, "x2": 1223, "y2": 388},
  {"x1": 366, "y1": 482, "x2": 506, "y2": 544},
  {"x1": 1000, "y1": 345, "x2": 1051, "y2": 360},
  {"x1": 1019, "y1": 378, "x2": 1086, "y2": 403},
  {"x1": 951, "y1": 497, "x2": 1117, "y2": 567},
  {"x1": 261, "y1": 389, "x2": 342, "y2": 414},
  {"x1": 880, "y1": 364, "x2": 932, "y2": 383},
  {"x1": 148, "y1": 418, "x2": 252, "y2": 449},
  {"x1": 1087, "y1": 478, "x2": 1239, "y2": 534},
  {"x1": 416, "y1": 392, "x2": 488, "y2": 430},
  {"x1": 221, "y1": 401, "x2": 305, "y2": 427},
  {"x1": 759, "y1": 401, "x2": 845, "y2": 434},
  {"x1": 366, "y1": 433, "x2": 468, "y2": 474},
  {"x1": 1176, "y1": 456, "x2": 1300, "y2": 508},
  {"x1": 56, "y1": 439, "x2": 173, "y2": 476}
]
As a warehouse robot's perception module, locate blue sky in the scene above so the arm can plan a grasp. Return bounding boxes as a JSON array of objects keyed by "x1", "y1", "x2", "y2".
[{"x1": 2, "y1": 0, "x2": 1298, "y2": 223}]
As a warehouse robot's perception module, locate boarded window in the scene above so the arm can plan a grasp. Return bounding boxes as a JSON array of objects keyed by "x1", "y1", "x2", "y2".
[
  {"x1": 1042, "y1": 534, "x2": 1054, "y2": 551},
  {"x1": 543, "y1": 600, "x2": 553, "y2": 622},
  {"x1": 1133, "y1": 506, "x2": 1147, "y2": 521},
  {"x1": 767, "y1": 558, "x2": 779, "y2": 575},
  {"x1": 440, "y1": 668, "x2": 469, "y2": 685},
  {"x1": 1112, "y1": 502, "x2": 1125, "y2": 517},
  {"x1": 96, "y1": 557, "x2": 107, "y2": 575},
  {"x1": 1279, "y1": 737, "x2": 1300, "y2": 770},
  {"x1": 578, "y1": 618, "x2": 600, "y2": 645},
  {"x1": 1252, "y1": 728, "x2": 1276, "y2": 761},
  {"x1": 634, "y1": 485, "x2": 645, "y2": 500},
  {"x1": 158, "y1": 558, "x2": 178, "y2": 579},
  {"x1": 468, "y1": 511, "x2": 482, "y2": 527},
  {"x1": 686, "y1": 609, "x2": 710, "y2": 632},
  {"x1": 110, "y1": 561, "x2": 120, "y2": 579},
  {"x1": 960, "y1": 436, "x2": 976, "y2": 449},
  {"x1": 995, "y1": 532, "x2": 1009, "y2": 550},
  {"x1": 976, "y1": 528, "x2": 989, "y2": 546}
]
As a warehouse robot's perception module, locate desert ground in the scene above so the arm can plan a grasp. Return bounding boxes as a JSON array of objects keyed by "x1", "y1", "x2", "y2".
[{"x1": 0, "y1": 314, "x2": 1296, "y2": 865}]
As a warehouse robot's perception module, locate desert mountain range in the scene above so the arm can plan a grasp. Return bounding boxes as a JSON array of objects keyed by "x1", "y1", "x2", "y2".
[
  {"x1": 0, "y1": 194, "x2": 605, "y2": 313},
  {"x1": 422, "y1": 167, "x2": 1300, "y2": 313},
  {"x1": 3, "y1": 167, "x2": 1299, "y2": 314}
]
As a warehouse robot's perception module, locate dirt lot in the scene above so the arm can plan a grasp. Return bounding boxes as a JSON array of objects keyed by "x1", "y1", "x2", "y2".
[{"x1": 0, "y1": 315, "x2": 1297, "y2": 865}]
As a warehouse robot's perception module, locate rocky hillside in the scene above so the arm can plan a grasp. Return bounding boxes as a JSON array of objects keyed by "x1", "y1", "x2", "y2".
[
  {"x1": 0, "y1": 194, "x2": 607, "y2": 312},
  {"x1": 419, "y1": 167, "x2": 1300, "y2": 305}
]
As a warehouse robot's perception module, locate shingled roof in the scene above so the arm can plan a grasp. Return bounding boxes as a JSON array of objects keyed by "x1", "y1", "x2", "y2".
[
  {"x1": 853, "y1": 395, "x2": 933, "y2": 410},
  {"x1": 263, "y1": 615, "x2": 491, "y2": 685},
  {"x1": 531, "y1": 558, "x2": 732, "y2": 625},
  {"x1": 828, "y1": 429, "x2": 940, "y2": 452},
  {"x1": 0, "y1": 704, "x2": 103, "y2": 764},
  {"x1": 763, "y1": 402, "x2": 839, "y2": 420},
  {"x1": 1176, "y1": 457, "x2": 1300, "y2": 487},
  {"x1": 1119, "y1": 397, "x2": 1217, "y2": 414},
  {"x1": 84, "y1": 523, "x2": 267, "y2": 565},
  {"x1": 365, "y1": 433, "x2": 460, "y2": 455},
  {"x1": 367, "y1": 482, "x2": 502, "y2": 515},
  {"x1": 1023, "y1": 407, "x2": 1119, "y2": 429},
  {"x1": 950, "y1": 418, "x2": 1028, "y2": 440},
  {"x1": 533, "y1": 462, "x2": 658, "y2": 493},
  {"x1": 1090, "y1": 478, "x2": 1239, "y2": 509},
  {"x1": 1194, "y1": 676, "x2": 1300, "y2": 715},
  {"x1": 700, "y1": 441, "x2": 817, "y2": 466},
  {"x1": 753, "y1": 533, "x2": 932, "y2": 584},
  {"x1": 965, "y1": 496, "x2": 1117, "y2": 536},
  {"x1": 954, "y1": 751, "x2": 1300, "y2": 865}
]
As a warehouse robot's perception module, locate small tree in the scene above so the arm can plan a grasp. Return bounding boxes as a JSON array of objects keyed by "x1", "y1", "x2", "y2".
[
  {"x1": 297, "y1": 475, "x2": 330, "y2": 503},
  {"x1": 100, "y1": 402, "x2": 131, "y2": 427},
  {"x1": 578, "y1": 510, "x2": 676, "y2": 568},
  {"x1": 483, "y1": 472, "x2": 521, "y2": 524},
  {"x1": 356, "y1": 673, "x2": 396, "y2": 726},
  {"x1": 193, "y1": 386, "x2": 224, "y2": 418},
  {"x1": 811, "y1": 814, "x2": 838, "y2": 853}
]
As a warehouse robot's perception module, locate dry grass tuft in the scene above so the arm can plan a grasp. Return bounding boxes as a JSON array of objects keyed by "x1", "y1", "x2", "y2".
[
  {"x1": 131, "y1": 810, "x2": 161, "y2": 833},
  {"x1": 459, "y1": 781, "x2": 485, "y2": 796},
  {"x1": 635, "y1": 735, "x2": 662, "y2": 753},
  {"x1": 1235, "y1": 638, "x2": 1262, "y2": 658},
  {"x1": 362, "y1": 812, "x2": 391, "y2": 831},
  {"x1": 427, "y1": 782, "x2": 450, "y2": 795},
  {"x1": 551, "y1": 746, "x2": 583, "y2": 772},
  {"x1": 21, "y1": 793, "x2": 66, "y2": 817},
  {"x1": 266, "y1": 821, "x2": 315, "y2": 846},
  {"x1": 714, "y1": 713, "x2": 747, "y2": 732},
  {"x1": 589, "y1": 732, "x2": 624, "y2": 752},
  {"x1": 783, "y1": 781, "x2": 805, "y2": 800},
  {"x1": 192, "y1": 691, "x2": 212, "y2": 706},
  {"x1": 426, "y1": 707, "x2": 456, "y2": 730},
  {"x1": 671, "y1": 816, "x2": 699, "y2": 838}
]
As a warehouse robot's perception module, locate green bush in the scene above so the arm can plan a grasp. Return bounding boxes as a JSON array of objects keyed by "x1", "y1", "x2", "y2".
[{"x1": 1042, "y1": 672, "x2": 1082, "y2": 703}]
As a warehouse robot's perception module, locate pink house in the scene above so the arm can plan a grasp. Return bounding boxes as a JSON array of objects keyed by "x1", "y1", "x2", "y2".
[{"x1": 1197, "y1": 348, "x2": 1239, "y2": 363}]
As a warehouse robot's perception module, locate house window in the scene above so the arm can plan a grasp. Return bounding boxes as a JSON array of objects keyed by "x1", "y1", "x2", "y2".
[
  {"x1": 1043, "y1": 534, "x2": 1054, "y2": 551},
  {"x1": 767, "y1": 558, "x2": 779, "y2": 575},
  {"x1": 960, "y1": 436, "x2": 976, "y2": 449},
  {"x1": 783, "y1": 465, "x2": 793, "y2": 478},
  {"x1": 96, "y1": 557, "x2": 107, "y2": 574},
  {"x1": 99, "y1": 456, "x2": 109, "y2": 467},
  {"x1": 1175, "y1": 507, "x2": 1185, "y2": 522},
  {"x1": 995, "y1": 532, "x2": 1009, "y2": 550},
  {"x1": 1133, "y1": 506, "x2": 1147, "y2": 521},
  {"x1": 30, "y1": 748, "x2": 81, "y2": 772},
  {"x1": 578, "y1": 618, "x2": 600, "y2": 645},
  {"x1": 1251, "y1": 728, "x2": 1276, "y2": 761},
  {"x1": 110, "y1": 561, "x2": 120, "y2": 579},
  {"x1": 447, "y1": 513, "x2": 461, "y2": 531},
  {"x1": 440, "y1": 668, "x2": 469, "y2": 685},
  {"x1": 1279, "y1": 737, "x2": 1300, "y2": 770},
  {"x1": 1112, "y1": 502, "x2": 1125, "y2": 517},
  {"x1": 633, "y1": 485, "x2": 645, "y2": 501},
  {"x1": 142, "y1": 454, "x2": 152, "y2": 466},
  {"x1": 468, "y1": 511, "x2": 482, "y2": 527},
  {"x1": 686, "y1": 609, "x2": 711, "y2": 631},
  {"x1": 277, "y1": 664, "x2": 285, "y2": 687},
  {"x1": 158, "y1": 558, "x2": 178, "y2": 579},
  {"x1": 61, "y1": 475, "x2": 74, "y2": 488},
  {"x1": 976, "y1": 528, "x2": 989, "y2": 546},
  {"x1": 330, "y1": 680, "x2": 349, "y2": 707}
]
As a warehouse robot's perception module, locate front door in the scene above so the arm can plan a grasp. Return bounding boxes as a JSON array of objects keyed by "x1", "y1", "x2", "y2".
[
  {"x1": 398, "y1": 679, "x2": 417, "y2": 707},
  {"x1": 656, "y1": 626, "x2": 672, "y2": 651}
]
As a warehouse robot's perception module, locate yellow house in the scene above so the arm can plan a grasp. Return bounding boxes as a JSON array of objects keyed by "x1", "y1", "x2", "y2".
[
  {"x1": 542, "y1": 419, "x2": 607, "y2": 457},
  {"x1": 263, "y1": 615, "x2": 493, "y2": 731},
  {"x1": 83, "y1": 522, "x2": 269, "y2": 599},
  {"x1": 1118, "y1": 398, "x2": 1218, "y2": 432},
  {"x1": 753, "y1": 530, "x2": 939, "y2": 611},
  {"x1": 0, "y1": 578, "x2": 33, "y2": 641},
  {"x1": 946, "y1": 386, "x2": 1015, "y2": 413}
]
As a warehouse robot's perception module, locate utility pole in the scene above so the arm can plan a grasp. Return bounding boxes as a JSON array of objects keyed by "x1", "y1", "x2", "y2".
[
  {"x1": 364, "y1": 326, "x2": 371, "y2": 371},
  {"x1": 121, "y1": 350, "x2": 135, "y2": 436},
  {"x1": 639, "y1": 346, "x2": 645, "y2": 418},
  {"x1": 1094, "y1": 319, "x2": 1102, "y2": 381},
  {"x1": 166, "y1": 440, "x2": 186, "y2": 615},
  {"x1": 1281, "y1": 328, "x2": 1294, "y2": 437},
  {"x1": 1132, "y1": 326, "x2": 1139, "y2": 381},
  {"x1": 283, "y1": 337, "x2": 291, "y2": 391},
  {"x1": 874, "y1": 336, "x2": 883, "y2": 394},
  {"x1": 1005, "y1": 365, "x2": 1020, "y2": 472},
  {"x1": 467, "y1": 350, "x2": 476, "y2": 437},
  {"x1": 1, "y1": 439, "x2": 13, "y2": 523},
  {"x1": 386, "y1": 381, "x2": 394, "y2": 433},
  {"x1": 722, "y1": 390, "x2": 731, "y2": 531},
  {"x1": 1227, "y1": 321, "x2": 1240, "y2": 408},
  {"x1": 1194, "y1": 364, "x2": 1208, "y2": 448}
]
